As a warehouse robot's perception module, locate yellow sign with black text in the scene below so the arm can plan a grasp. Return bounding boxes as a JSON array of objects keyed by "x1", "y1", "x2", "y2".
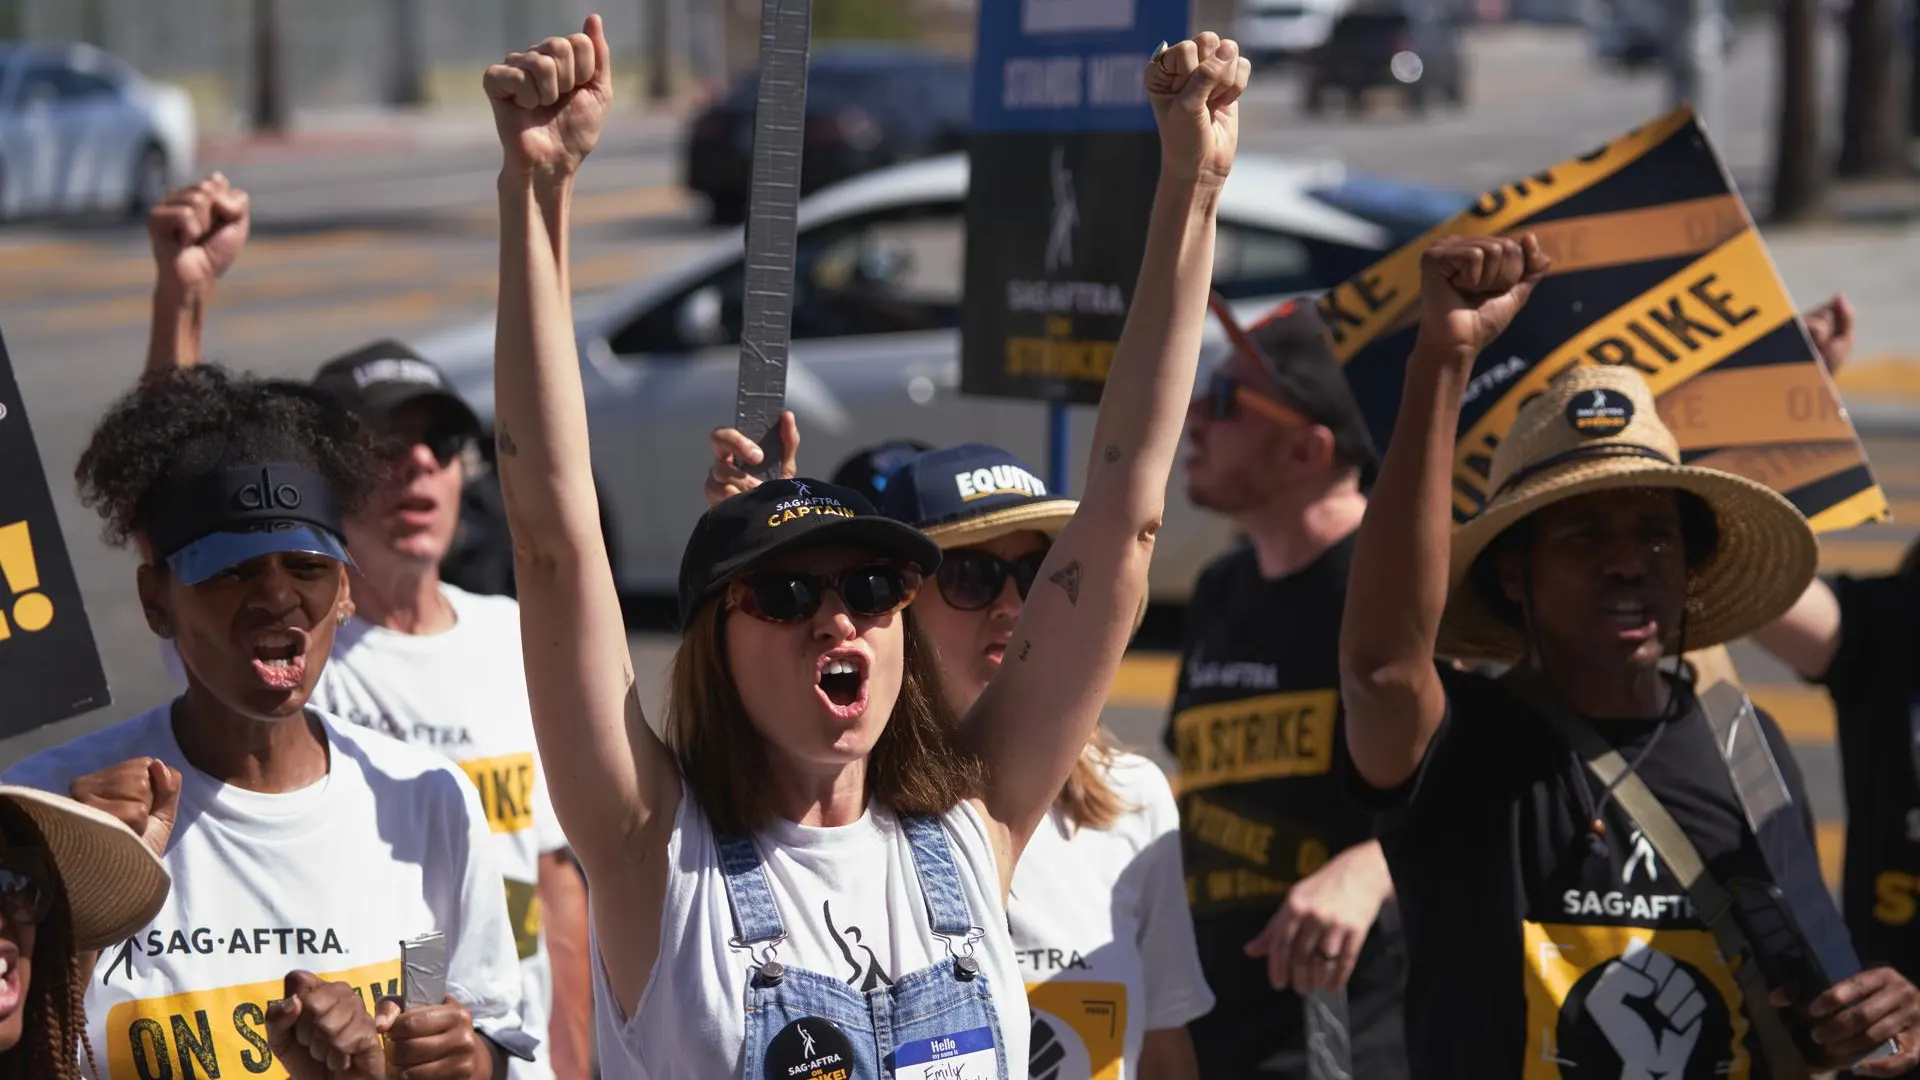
[
  {"x1": 1171, "y1": 689, "x2": 1339, "y2": 793},
  {"x1": 459, "y1": 752, "x2": 536, "y2": 835},
  {"x1": 1522, "y1": 922, "x2": 1750, "y2": 1080},
  {"x1": 1026, "y1": 980, "x2": 1127, "y2": 1080},
  {"x1": 1320, "y1": 105, "x2": 1887, "y2": 534},
  {"x1": 105, "y1": 958, "x2": 401, "y2": 1080}
]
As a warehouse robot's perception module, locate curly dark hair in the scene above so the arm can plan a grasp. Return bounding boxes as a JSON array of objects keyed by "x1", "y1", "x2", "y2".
[{"x1": 75, "y1": 365, "x2": 382, "y2": 553}]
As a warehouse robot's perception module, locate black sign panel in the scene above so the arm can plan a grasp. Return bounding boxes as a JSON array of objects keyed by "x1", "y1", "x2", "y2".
[
  {"x1": 0, "y1": 327, "x2": 110, "y2": 731},
  {"x1": 961, "y1": 131, "x2": 1160, "y2": 405}
]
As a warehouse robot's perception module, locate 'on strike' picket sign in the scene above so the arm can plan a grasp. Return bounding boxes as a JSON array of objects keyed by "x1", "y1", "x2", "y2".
[{"x1": 1323, "y1": 105, "x2": 1888, "y2": 534}]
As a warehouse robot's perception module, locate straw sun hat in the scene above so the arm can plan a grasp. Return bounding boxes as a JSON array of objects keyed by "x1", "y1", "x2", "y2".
[
  {"x1": 1438, "y1": 364, "x2": 1819, "y2": 663},
  {"x1": 0, "y1": 786, "x2": 170, "y2": 951}
]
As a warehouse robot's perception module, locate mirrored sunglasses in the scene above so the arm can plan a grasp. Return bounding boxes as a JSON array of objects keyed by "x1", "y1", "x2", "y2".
[{"x1": 729, "y1": 563, "x2": 923, "y2": 624}]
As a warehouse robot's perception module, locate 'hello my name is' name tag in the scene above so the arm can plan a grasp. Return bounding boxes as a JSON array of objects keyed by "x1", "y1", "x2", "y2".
[{"x1": 894, "y1": 1027, "x2": 997, "y2": 1080}]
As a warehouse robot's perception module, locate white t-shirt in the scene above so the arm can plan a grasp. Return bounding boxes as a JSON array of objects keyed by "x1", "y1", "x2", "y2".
[
  {"x1": 1009, "y1": 751, "x2": 1216, "y2": 1080},
  {"x1": 591, "y1": 782, "x2": 1030, "y2": 1079},
  {"x1": 162, "y1": 583, "x2": 567, "y2": 1080},
  {"x1": 3, "y1": 705, "x2": 525, "y2": 1080}
]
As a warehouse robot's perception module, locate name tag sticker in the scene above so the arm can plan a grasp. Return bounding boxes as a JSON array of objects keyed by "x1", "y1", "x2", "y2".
[{"x1": 894, "y1": 1026, "x2": 998, "y2": 1080}]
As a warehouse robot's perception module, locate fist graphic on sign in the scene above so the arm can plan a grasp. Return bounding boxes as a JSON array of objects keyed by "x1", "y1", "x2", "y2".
[{"x1": 1586, "y1": 941, "x2": 1707, "y2": 1080}]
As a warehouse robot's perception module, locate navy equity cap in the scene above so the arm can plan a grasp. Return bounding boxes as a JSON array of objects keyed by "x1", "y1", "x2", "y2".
[
  {"x1": 676, "y1": 477, "x2": 943, "y2": 627},
  {"x1": 876, "y1": 444, "x2": 1079, "y2": 548},
  {"x1": 144, "y1": 461, "x2": 354, "y2": 585}
]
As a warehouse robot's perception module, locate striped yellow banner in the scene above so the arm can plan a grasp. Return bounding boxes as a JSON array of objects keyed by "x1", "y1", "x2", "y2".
[{"x1": 1317, "y1": 105, "x2": 1701, "y2": 361}]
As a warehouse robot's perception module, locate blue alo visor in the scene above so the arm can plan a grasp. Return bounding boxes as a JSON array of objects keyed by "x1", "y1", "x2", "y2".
[{"x1": 145, "y1": 462, "x2": 355, "y2": 586}]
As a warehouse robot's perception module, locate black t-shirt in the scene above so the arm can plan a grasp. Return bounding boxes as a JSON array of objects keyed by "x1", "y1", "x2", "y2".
[
  {"x1": 1363, "y1": 667, "x2": 1817, "y2": 1080},
  {"x1": 1817, "y1": 571, "x2": 1920, "y2": 976},
  {"x1": 1165, "y1": 535, "x2": 1408, "y2": 1079}
]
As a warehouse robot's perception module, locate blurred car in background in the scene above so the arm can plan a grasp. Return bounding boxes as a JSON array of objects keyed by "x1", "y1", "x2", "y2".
[
  {"x1": 1236, "y1": 0, "x2": 1355, "y2": 65},
  {"x1": 0, "y1": 42, "x2": 194, "y2": 221},
  {"x1": 683, "y1": 44, "x2": 971, "y2": 225},
  {"x1": 422, "y1": 151, "x2": 1469, "y2": 608},
  {"x1": 1304, "y1": 5, "x2": 1468, "y2": 113},
  {"x1": 1587, "y1": 0, "x2": 1736, "y2": 70}
]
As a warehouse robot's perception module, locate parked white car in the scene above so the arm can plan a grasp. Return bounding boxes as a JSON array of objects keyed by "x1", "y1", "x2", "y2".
[
  {"x1": 417, "y1": 151, "x2": 1468, "y2": 606},
  {"x1": 0, "y1": 42, "x2": 195, "y2": 220}
]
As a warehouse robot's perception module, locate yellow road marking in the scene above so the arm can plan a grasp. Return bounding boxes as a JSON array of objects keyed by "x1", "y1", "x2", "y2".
[
  {"x1": 1819, "y1": 821, "x2": 1843, "y2": 889},
  {"x1": 1820, "y1": 540, "x2": 1910, "y2": 575},
  {"x1": 1837, "y1": 354, "x2": 1920, "y2": 398}
]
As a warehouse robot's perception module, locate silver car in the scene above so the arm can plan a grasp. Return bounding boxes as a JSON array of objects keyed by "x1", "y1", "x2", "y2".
[
  {"x1": 0, "y1": 42, "x2": 195, "y2": 220},
  {"x1": 417, "y1": 151, "x2": 1466, "y2": 605}
]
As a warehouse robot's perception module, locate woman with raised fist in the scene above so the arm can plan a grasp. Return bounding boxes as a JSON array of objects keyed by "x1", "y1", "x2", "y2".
[{"x1": 486, "y1": 12, "x2": 1247, "y2": 1079}]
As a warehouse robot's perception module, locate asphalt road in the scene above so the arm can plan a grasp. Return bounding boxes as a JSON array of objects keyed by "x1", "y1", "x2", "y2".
[{"x1": 1, "y1": 21, "x2": 1917, "y2": 888}]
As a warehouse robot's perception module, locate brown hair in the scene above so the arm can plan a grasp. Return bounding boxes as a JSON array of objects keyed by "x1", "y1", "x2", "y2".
[
  {"x1": 664, "y1": 599, "x2": 988, "y2": 837},
  {"x1": 0, "y1": 804, "x2": 95, "y2": 1080},
  {"x1": 1056, "y1": 727, "x2": 1136, "y2": 832}
]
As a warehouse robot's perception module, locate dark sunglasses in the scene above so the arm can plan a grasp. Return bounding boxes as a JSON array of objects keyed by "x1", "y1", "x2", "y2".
[
  {"x1": 0, "y1": 850, "x2": 53, "y2": 928},
  {"x1": 729, "y1": 563, "x2": 923, "y2": 624},
  {"x1": 1205, "y1": 370, "x2": 1311, "y2": 426},
  {"x1": 378, "y1": 426, "x2": 471, "y2": 469},
  {"x1": 935, "y1": 549, "x2": 1047, "y2": 612}
]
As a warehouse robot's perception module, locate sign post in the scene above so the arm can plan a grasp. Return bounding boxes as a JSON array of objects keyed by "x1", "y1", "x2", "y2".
[
  {"x1": 732, "y1": 0, "x2": 813, "y2": 480},
  {"x1": 961, "y1": 0, "x2": 1190, "y2": 495},
  {"x1": 0, "y1": 326, "x2": 110, "y2": 735}
]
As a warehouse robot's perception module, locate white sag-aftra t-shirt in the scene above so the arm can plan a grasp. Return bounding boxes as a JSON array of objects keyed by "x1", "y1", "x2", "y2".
[
  {"x1": 590, "y1": 781, "x2": 1030, "y2": 1080},
  {"x1": 1010, "y1": 751, "x2": 1216, "y2": 1080},
  {"x1": 163, "y1": 583, "x2": 567, "y2": 1080},
  {"x1": 3, "y1": 705, "x2": 525, "y2": 1080}
]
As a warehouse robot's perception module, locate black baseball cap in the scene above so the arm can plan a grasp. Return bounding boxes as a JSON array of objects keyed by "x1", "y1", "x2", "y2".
[
  {"x1": 311, "y1": 339, "x2": 480, "y2": 436},
  {"x1": 677, "y1": 477, "x2": 943, "y2": 626},
  {"x1": 1238, "y1": 301, "x2": 1379, "y2": 488},
  {"x1": 145, "y1": 461, "x2": 355, "y2": 585}
]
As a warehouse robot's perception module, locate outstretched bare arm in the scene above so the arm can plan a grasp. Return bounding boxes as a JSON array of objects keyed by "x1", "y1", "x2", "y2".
[
  {"x1": 486, "y1": 14, "x2": 679, "y2": 1017},
  {"x1": 964, "y1": 34, "x2": 1251, "y2": 892}
]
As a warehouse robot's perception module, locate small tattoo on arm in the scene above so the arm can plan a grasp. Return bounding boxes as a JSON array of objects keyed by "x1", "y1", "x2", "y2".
[
  {"x1": 1018, "y1": 641, "x2": 1032, "y2": 661},
  {"x1": 1049, "y1": 561, "x2": 1083, "y2": 606},
  {"x1": 1103, "y1": 445, "x2": 1121, "y2": 464},
  {"x1": 496, "y1": 427, "x2": 519, "y2": 457}
]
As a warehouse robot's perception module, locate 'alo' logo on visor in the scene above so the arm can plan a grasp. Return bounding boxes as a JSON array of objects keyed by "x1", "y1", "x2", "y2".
[{"x1": 234, "y1": 469, "x2": 303, "y2": 511}]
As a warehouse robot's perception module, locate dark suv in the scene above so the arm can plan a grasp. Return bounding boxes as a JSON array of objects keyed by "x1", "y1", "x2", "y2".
[
  {"x1": 684, "y1": 45, "x2": 972, "y2": 224},
  {"x1": 1303, "y1": 7, "x2": 1466, "y2": 115}
]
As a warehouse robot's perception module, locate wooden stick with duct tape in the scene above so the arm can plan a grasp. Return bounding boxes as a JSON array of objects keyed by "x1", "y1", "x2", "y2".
[{"x1": 732, "y1": 0, "x2": 813, "y2": 481}]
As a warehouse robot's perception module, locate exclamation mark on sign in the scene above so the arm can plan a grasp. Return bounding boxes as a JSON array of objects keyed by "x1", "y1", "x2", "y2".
[{"x1": 0, "y1": 521, "x2": 54, "y2": 642}]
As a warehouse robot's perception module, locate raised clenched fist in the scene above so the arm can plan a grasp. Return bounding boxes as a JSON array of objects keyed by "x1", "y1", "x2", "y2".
[
  {"x1": 1415, "y1": 233, "x2": 1551, "y2": 365},
  {"x1": 68, "y1": 757, "x2": 180, "y2": 860},
  {"x1": 1145, "y1": 32, "x2": 1252, "y2": 189},
  {"x1": 148, "y1": 172, "x2": 250, "y2": 294},
  {"x1": 484, "y1": 13, "x2": 613, "y2": 177}
]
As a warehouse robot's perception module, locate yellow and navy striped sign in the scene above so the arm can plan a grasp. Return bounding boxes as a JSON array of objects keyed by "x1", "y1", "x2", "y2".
[{"x1": 1318, "y1": 105, "x2": 1888, "y2": 533}]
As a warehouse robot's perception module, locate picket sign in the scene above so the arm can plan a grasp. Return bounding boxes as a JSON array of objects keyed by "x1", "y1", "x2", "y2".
[{"x1": 1320, "y1": 105, "x2": 1888, "y2": 534}]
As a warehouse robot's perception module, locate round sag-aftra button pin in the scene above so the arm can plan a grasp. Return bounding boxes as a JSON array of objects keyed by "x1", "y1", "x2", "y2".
[
  {"x1": 1566, "y1": 387, "x2": 1635, "y2": 438},
  {"x1": 765, "y1": 1016, "x2": 857, "y2": 1080}
]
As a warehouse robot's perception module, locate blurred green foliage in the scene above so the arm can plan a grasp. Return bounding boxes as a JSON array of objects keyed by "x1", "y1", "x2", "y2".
[{"x1": 815, "y1": 0, "x2": 917, "y2": 41}]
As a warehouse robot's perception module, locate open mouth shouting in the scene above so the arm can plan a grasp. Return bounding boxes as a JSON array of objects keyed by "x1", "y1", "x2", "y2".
[
  {"x1": 815, "y1": 649, "x2": 871, "y2": 719},
  {"x1": 249, "y1": 627, "x2": 310, "y2": 691},
  {"x1": 1601, "y1": 598, "x2": 1660, "y2": 642},
  {"x1": 0, "y1": 945, "x2": 22, "y2": 1019}
]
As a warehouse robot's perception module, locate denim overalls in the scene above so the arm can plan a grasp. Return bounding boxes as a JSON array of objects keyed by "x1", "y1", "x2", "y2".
[{"x1": 718, "y1": 814, "x2": 1013, "y2": 1080}]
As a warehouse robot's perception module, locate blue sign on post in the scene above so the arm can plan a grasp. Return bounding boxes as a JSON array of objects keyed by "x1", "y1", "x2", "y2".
[{"x1": 960, "y1": 0, "x2": 1191, "y2": 411}]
